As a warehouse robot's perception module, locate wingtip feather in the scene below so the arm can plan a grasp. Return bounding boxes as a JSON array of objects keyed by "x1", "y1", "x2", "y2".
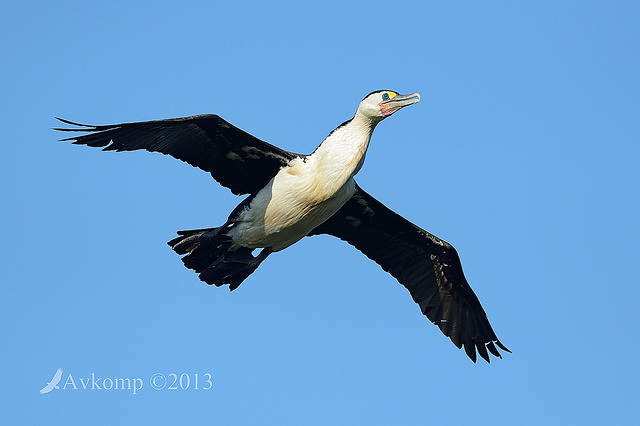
[
  {"x1": 496, "y1": 340, "x2": 511, "y2": 353},
  {"x1": 464, "y1": 341, "x2": 477, "y2": 362},
  {"x1": 477, "y1": 342, "x2": 490, "y2": 363},
  {"x1": 55, "y1": 117, "x2": 93, "y2": 127}
]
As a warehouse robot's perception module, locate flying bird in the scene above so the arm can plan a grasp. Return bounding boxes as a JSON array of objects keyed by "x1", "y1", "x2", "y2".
[
  {"x1": 39, "y1": 368, "x2": 63, "y2": 394},
  {"x1": 55, "y1": 90, "x2": 509, "y2": 362}
]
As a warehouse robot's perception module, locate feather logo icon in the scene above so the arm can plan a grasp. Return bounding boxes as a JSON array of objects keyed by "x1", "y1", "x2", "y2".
[{"x1": 39, "y1": 368, "x2": 63, "y2": 394}]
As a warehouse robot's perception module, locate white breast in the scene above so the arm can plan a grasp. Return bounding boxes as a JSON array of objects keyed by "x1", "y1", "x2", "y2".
[
  {"x1": 229, "y1": 157, "x2": 357, "y2": 251},
  {"x1": 228, "y1": 115, "x2": 375, "y2": 252}
]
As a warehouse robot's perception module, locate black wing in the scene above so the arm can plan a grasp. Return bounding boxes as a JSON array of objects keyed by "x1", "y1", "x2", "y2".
[
  {"x1": 55, "y1": 115, "x2": 301, "y2": 195},
  {"x1": 310, "y1": 184, "x2": 509, "y2": 363}
]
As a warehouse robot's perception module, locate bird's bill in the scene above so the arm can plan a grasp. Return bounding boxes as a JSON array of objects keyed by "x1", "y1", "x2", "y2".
[{"x1": 380, "y1": 92, "x2": 421, "y2": 117}]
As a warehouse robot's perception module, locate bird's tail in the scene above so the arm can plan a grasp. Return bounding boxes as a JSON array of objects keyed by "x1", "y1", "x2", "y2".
[{"x1": 168, "y1": 227, "x2": 270, "y2": 290}]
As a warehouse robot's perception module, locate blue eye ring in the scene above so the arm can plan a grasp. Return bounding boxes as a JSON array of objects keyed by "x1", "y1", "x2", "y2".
[{"x1": 382, "y1": 92, "x2": 390, "y2": 101}]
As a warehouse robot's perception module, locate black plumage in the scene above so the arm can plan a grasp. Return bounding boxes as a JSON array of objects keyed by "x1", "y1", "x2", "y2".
[
  {"x1": 56, "y1": 108, "x2": 509, "y2": 363},
  {"x1": 310, "y1": 185, "x2": 509, "y2": 362},
  {"x1": 55, "y1": 115, "x2": 299, "y2": 195}
]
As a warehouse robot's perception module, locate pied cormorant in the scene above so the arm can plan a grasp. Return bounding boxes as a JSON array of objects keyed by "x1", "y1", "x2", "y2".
[{"x1": 55, "y1": 90, "x2": 509, "y2": 363}]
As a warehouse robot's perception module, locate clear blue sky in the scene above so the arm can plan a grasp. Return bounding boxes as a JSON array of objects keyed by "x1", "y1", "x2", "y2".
[{"x1": 2, "y1": 1, "x2": 639, "y2": 424}]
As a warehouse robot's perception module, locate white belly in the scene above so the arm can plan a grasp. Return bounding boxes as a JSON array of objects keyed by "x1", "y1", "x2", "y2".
[{"x1": 228, "y1": 159, "x2": 356, "y2": 251}]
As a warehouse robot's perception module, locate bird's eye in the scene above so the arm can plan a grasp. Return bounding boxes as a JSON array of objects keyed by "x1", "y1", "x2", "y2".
[{"x1": 382, "y1": 92, "x2": 390, "y2": 101}]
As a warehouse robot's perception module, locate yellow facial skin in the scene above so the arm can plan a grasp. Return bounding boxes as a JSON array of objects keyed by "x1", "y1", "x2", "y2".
[{"x1": 379, "y1": 92, "x2": 420, "y2": 117}]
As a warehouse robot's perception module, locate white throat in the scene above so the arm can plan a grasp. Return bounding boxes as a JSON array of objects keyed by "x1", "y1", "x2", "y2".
[
  {"x1": 307, "y1": 112, "x2": 379, "y2": 194},
  {"x1": 228, "y1": 109, "x2": 380, "y2": 251}
]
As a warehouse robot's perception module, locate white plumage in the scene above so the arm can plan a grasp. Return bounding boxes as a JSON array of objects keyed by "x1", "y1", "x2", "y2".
[{"x1": 230, "y1": 103, "x2": 383, "y2": 251}]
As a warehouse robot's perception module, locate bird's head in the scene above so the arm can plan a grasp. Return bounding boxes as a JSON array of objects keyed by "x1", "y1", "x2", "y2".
[{"x1": 356, "y1": 90, "x2": 421, "y2": 122}]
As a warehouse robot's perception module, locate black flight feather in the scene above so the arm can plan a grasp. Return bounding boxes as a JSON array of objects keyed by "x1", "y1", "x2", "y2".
[
  {"x1": 55, "y1": 115, "x2": 300, "y2": 196},
  {"x1": 309, "y1": 184, "x2": 510, "y2": 362}
]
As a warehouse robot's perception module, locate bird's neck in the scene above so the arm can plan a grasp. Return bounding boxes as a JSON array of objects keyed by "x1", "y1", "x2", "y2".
[{"x1": 308, "y1": 114, "x2": 378, "y2": 193}]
